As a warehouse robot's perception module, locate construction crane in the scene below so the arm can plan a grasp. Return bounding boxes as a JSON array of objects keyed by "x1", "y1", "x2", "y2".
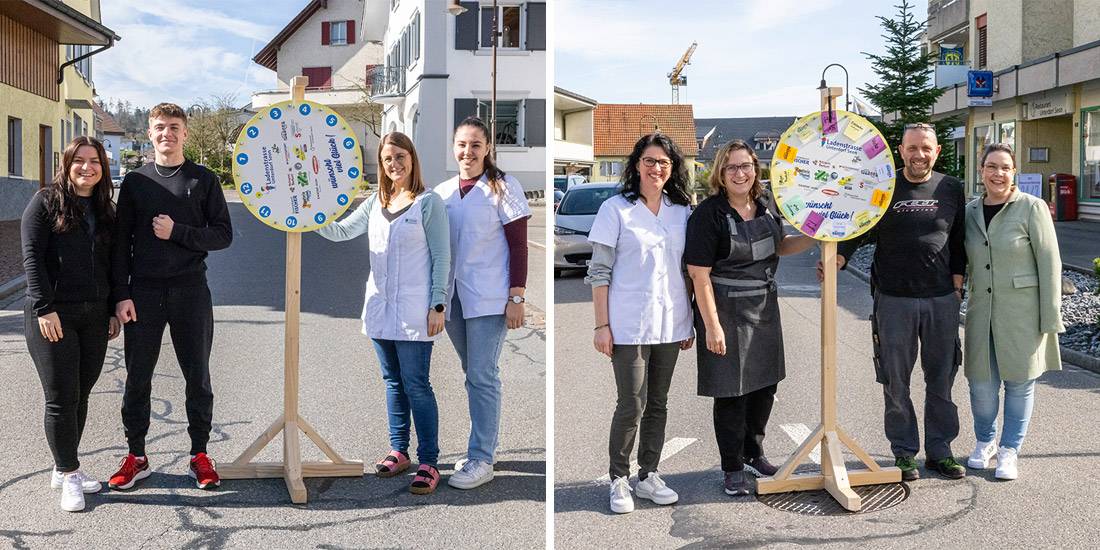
[{"x1": 668, "y1": 42, "x2": 697, "y2": 104}]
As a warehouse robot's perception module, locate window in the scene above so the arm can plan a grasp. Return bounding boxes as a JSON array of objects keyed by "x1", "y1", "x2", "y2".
[
  {"x1": 976, "y1": 14, "x2": 987, "y2": 69},
  {"x1": 1084, "y1": 108, "x2": 1100, "y2": 199},
  {"x1": 477, "y1": 100, "x2": 521, "y2": 145},
  {"x1": 7, "y1": 117, "x2": 22, "y2": 176},
  {"x1": 74, "y1": 113, "x2": 83, "y2": 138},
  {"x1": 302, "y1": 67, "x2": 333, "y2": 89},
  {"x1": 412, "y1": 12, "x2": 421, "y2": 62},
  {"x1": 322, "y1": 20, "x2": 355, "y2": 46},
  {"x1": 480, "y1": 5, "x2": 522, "y2": 49},
  {"x1": 973, "y1": 125, "x2": 992, "y2": 192},
  {"x1": 599, "y1": 161, "x2": 622, "y2": 178}
]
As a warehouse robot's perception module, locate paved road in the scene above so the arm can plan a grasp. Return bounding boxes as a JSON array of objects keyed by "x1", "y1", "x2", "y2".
[
  {"x1": 0, "y1": 202, "x2": 546, "y2": 549},
  {"x1": 553, "y1": 245, "x2": 1100, "y2": 548}
]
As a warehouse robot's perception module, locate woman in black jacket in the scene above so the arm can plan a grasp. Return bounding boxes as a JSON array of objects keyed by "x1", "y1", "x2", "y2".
[{"x1": 22, "y1": 136, "x2": 120, "y2": 512}]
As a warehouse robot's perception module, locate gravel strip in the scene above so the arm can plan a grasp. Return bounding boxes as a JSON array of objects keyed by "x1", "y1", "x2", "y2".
[{"x1": 847, "y1": 243, "x2": 1100, "y2": 358}]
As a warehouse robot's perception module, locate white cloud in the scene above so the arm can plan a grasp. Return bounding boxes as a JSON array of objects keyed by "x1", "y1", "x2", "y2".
[{"x1": 102, "y1": 0, "x2": 278, "y2": 42}]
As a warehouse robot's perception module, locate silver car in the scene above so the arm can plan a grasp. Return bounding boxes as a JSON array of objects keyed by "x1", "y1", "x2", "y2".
[{"x1": 553, "y1": 182, "x2": 620, "y2": 277}]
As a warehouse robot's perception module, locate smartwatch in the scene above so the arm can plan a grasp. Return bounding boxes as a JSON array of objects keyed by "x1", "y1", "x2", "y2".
[{"x1": 508, "y1": 295, "x2": 525, "y2": 304}]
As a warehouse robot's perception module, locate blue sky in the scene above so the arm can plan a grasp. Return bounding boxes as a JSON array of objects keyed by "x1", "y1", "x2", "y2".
[
  {"x1": 95, "y1": 0, "x2": 308, "y2": 108},
  {"x1": 555, "y1": 0, "x2": 930, "y2": 117}
]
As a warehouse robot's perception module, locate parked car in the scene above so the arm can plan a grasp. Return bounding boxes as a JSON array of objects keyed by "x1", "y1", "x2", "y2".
[
  {"x1": 111, "y1": 176, "x2": 123, "y2": 189},
  {"x1": 553, "y1": 188, "x2": 565, "y2": 210},
  {"x1": 553, "y1": 181, "x2": 620, "y2": 277},
  {"x1": 553, "y1": 174, "x2": 586, "y2": 193}
]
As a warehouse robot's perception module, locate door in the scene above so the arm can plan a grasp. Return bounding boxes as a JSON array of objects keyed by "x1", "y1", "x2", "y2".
[{"x1": 39, "y1": 125, "x2": 52, "y2": 188}]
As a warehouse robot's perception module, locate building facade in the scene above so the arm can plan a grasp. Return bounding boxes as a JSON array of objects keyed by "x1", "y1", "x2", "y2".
[
  {"x1": 0, "y1": 0, "x2": 118, "y2": 220},
  {"x1": 553, "y1": 86, "x2": 595, "y2": 179},
  {"x1": 926, "y1": 0, "x2": 1100, "y2": 220},
  {"x1": 591, "y1": 103, "x2": 697, "y2": 186},
  {"x1": 252, "y1": 0, "x2": 384, "y2": 183},
  {"x1": 694, "y1": 116, "x2": 797, "y2": 173},
  {"x1": 371, "y1": 1, "x2": 546, "y2": 192}
]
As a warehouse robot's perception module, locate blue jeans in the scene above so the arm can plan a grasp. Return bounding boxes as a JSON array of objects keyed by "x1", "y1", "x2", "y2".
[
  {"x1": 968, "y1": 334, "x2": 1036, "y2": 451},
  {"x1": 445, "y1": 294, "x2": 508, "y2": 463},
  {"x1": 372, "y1": 339, "x2": 439, "y2": 466}
]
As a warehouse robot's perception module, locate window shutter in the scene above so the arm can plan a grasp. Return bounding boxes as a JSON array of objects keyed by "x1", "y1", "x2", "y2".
[
  {"x1": 321, "y1": 21, "x2": 330, "y2": 45},
  {"x1": 523, "y1": 99, "x2": 546, "y2": 147},
  {"x1": 480, "y1": 6, "x2": 493, "y2": 48},
  {"x1": 347, "y1": 20, "x2": 356, "y2": 44},
  {"x1": 454, "y1": 98, "x2": 479, "y2": 131},
  {"x1": 454, "y1": 2, "x2": 479, "y2": 50},
  {"x1": 525, "y1": 2, "x2": 546, "y2": 51}
]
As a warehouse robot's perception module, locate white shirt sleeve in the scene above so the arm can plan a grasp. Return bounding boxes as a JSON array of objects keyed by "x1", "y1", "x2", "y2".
[
  {"x1": 497, "y1": 175, "x2": 532, "y2": 224},
  {"x1": 587, "y1": 197, "x2": 621, "y2": 249}
]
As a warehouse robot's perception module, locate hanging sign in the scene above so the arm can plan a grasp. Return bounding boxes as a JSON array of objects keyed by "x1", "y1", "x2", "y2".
[
  {"x1": 770, "y1": 110, "x2": 897, "y2": 241},
  {"x1": 232, "y1": 99, "x2": 362, "y2": 232}
]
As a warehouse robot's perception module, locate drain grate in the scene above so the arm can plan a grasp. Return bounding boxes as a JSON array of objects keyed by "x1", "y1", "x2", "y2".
[{"x1": 757, "y1": 483, "x2": 909, "y2": 515}]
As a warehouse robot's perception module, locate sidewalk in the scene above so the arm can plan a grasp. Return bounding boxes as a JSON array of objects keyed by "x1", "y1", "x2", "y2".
[
  {"x1": 1053, "y1": 218, "x2": 1100, "y2": 274},
  {"x1": 0, "y1": 220, "x2": 23, "y2": 299}
]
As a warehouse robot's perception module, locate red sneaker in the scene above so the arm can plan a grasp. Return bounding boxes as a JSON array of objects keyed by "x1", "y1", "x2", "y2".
[
  {"x1": 109, "y1": 454, "x2": 151, "y2": 490},
  {"x1": 189, "y1": 453, "x2": 221, "y2": 490}
]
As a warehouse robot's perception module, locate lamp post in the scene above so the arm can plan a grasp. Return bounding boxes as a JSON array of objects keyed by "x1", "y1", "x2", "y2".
[
  {"x1": 188, "y1": 103, "x2": 206, "y2": 165},
  {"x1": 818, "y1": 64, "x2": 850, "y2": 112},
  {"x1": 447, "y1": 1, "x2": 498, "y2": 159}
]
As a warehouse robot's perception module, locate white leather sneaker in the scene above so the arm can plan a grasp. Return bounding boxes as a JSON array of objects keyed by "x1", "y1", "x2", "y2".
[
  {"x1": 51, "y1": 469, "x2": 101, "y2": 493},
  {"x1": 994, "y1": 447, "x2": 1018, "y2": 480},
  {"x1": 609, "y1": 476, "x2": 634, "y2": 514},
  {"x1": 448, "y1": 458, "x2": 494, "y2": 489},
  {"x1": 635, "y1": 472, "x2": 678, "y2": 505},
  {"x1": 59, "y1": 472, "x2": 86, "y2": 512},
  {"x1": 967, "y1": 440, "x2": 997, "y2": 469}
]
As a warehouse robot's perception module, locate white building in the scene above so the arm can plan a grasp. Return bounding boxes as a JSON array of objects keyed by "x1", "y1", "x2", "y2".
[
  {"x1": 251, "y1": 0, "x2": 384, "y2": 182},
  {"x1": 371, "y1": 1, "x2": 546, "y2": 192},
  {"x1": 553, "y1": 87, "x2": 596, "y2": 179}
]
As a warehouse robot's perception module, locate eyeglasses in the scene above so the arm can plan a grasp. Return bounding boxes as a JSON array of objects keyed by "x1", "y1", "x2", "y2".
[
  {"x1": 722, "y1": 163, "x2": 755, "y2": 175},
  {"x1": 641, "y1": 157, "x2": 672, "y2": 169},
  {"x1": 982, "y1": 163, "x2": 1015, "y2": 173}
]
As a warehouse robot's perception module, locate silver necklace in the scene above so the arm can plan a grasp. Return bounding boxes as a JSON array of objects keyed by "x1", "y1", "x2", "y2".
[{"x1": 154, "y1": 162, "x2": 183, "y2": 178}]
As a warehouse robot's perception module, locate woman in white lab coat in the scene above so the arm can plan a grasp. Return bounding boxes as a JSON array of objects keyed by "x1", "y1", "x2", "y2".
[
  {"x1": 586, "y1": 132, "x2": 695, "y2": 514},
  {"x1": 435, "y1": 116, "x2": 532, "y2": 490},
  {"x1": 317, "y1": 132, "x2": 450, "y2": 495}
]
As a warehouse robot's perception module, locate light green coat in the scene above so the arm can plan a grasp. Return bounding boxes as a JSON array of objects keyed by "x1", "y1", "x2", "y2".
[{"x1": 963, "y1": 190, "x2": 1063, "y2": 382}]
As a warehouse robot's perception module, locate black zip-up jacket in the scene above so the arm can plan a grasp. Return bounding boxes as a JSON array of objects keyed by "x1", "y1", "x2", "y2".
[
  {"x1": 21, "y1": 190, "x2": 111, "y2": 316},
  {"x1": 110, "y1": 161, "x2": 232, "y2": 302}
]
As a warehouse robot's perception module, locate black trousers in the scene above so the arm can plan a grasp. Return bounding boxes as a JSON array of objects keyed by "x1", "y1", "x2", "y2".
[
  {"x1": 25, "y1": 300, "x2": 110, "y2": 472},
  {"x1": 713, "y1": 384, "x2": 777, "y2": 472},
  {"x1": 122, "y1": 284, "x2": 214, "y2": 456}
]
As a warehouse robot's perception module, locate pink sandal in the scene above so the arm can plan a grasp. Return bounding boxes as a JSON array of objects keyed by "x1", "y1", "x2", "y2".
[
  {"x1": 375, "y1": 450, "x2": 410, "y2": 478},
  {"x1": 409, "y1": 465, "x2": 440, "y2": 495}
]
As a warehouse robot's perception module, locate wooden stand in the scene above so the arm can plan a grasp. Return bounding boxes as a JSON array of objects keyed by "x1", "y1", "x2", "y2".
[
  {"x1": 755, "y1": 86, "x2": 901, "y2": 512},
  {"x1": 219, "y1": 77, "x2": 363, "y2": 503}
]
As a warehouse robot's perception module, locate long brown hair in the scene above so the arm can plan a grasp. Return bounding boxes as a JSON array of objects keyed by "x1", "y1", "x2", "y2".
[
  {"x1": 708, "y1": 139, "x2": 764, "y2": 201},
  {"x1": 454, "y1": 116, "x2": 506, "y2": 195},
  {"x1": 47, "y1": 137, "x2": 115, "y2": 242},
  {"x1": 376, "y1": 132, "x2": 425, "y2": 207}
]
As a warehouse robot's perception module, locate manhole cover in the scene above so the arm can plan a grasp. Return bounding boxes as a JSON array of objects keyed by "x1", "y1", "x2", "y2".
[{"x1": 757, "y1": 483, "x2": 909, "y2": 515}]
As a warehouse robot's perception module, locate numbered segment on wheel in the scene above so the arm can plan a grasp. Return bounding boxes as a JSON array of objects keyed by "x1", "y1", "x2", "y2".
[
  {"x1": 770, "y1": 110, "x2": 897, "y2": 242},
  {"x1": 232, "y1": 99, "x2": 362, "y2": 232}
]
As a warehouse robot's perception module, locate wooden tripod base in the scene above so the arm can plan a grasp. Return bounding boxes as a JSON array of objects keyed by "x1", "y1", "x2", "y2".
[
  {"x1": 218, "y1": 413, "x2": 364, "y2": 504},
  {"x1": 756, "y1": 423, "x2": 900, "y2": 511}
]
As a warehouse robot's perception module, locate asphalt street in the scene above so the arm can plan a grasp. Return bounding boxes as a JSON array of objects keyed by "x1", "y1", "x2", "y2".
[
  {"x1": 0, "y1": 201, "x2": 547, "y2": 549},
  {"x1": 553, "y1": 239, "x2": 1100, "y2": 548}
]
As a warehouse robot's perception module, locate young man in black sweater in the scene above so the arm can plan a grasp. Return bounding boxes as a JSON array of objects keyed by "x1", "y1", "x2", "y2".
[
  {"x1": 108, "y1": 103, "x2": 232, "y2": 491},
  {"x1": 830, "y1": 124, "x2": 968, "y2": 481}
]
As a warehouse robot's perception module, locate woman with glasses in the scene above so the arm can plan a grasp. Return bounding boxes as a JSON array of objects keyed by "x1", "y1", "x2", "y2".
[
  {"x1": 962, "y1": 143, "x2": 1063, "y2": 480},
  {"x1": 685, "y1": 140, "x2": 815, "y2": 496},
  {"x1": 317, "y1": 132, "x2": 450, "y2": 495},
  {"x1": 586, "y1": 133, "x2": 694, "y2": 514}
]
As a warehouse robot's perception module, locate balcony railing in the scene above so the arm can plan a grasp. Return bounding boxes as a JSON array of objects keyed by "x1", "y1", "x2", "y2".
[{"x1": 368, "y1": 65, "x2": 406, "y2": 99}]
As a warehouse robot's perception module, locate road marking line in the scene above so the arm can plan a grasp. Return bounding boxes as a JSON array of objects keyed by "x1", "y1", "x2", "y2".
[
  {"x1": 594, "y1": 437, "x2": 697, "y2": 483},
  {"x1": 780, "y1": 423, "x2": 820, "y2": 464},
  {"x1": 529, "y1": 240, "x2": 545, "y2": 249}
]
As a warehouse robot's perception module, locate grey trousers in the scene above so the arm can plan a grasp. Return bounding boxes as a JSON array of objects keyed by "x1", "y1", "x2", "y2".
[
  {"x1": 872, "y1": 291, "x2": 961, "y2": 461},
  {"x1": 608, "y1": 343, "x2": 680, "y2": 480}
]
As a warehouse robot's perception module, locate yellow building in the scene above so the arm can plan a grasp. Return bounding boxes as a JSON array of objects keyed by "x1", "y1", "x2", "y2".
[{"x1": 0, "y1": 0, "x2": 119, "y2": 220}]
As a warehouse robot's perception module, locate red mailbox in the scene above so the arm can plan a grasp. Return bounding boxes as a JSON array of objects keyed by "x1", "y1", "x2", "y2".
[{"x1": 1048, "y1": 173, "x2": 1078, "y2": 221}]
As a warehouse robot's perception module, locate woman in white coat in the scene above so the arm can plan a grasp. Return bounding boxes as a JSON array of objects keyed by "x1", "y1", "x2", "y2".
[
  {"x1": 317, "y1": 132, "x2": 450, "y2": 495},
  {"x1": 587, "y1": 133, "x2": 695, "y2": 514},
  {"x1": 435, "y1": 116, "x2": 532, "y2": 490}
]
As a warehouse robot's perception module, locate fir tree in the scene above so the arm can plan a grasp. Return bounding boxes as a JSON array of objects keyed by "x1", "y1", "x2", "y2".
[{"x1": 860, "y1": 0, "x2": 962, "y2": 178}]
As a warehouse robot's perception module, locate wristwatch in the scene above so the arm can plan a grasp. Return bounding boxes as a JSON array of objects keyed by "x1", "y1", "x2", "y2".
[
  {"x1": 433, "y1": 303, "x2": 446, "y2": 313},
  {"x1": 508, "y1": 295, "x2": 525, "y2": 304}
]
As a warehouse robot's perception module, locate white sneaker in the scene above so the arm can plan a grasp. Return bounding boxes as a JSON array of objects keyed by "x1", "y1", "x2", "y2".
[
  {"x1": 635, "y1": 472, "x2": 678, "y2": 505},
  {"x1": 967, "y1": 440, "x2": 997, "y2": 469},
  {"x1": 59, "y1": 472, "x2": 86, "y2": 512},
  {"x1": 448, "y1": 459, "x2": 494, "y2": 489},
  {"x1": 609, "y1": 476, "x2": 634, "y2": 514},
  {"x1": 995, "y1": 447, "x2": 1018, "y2": 480},
  {"x1": 51, "y1": 469, "x2": 102, "y2": 493}
]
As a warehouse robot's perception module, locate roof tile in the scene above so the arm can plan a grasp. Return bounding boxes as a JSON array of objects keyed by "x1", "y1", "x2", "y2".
[{"x1": 594, "y1": 104, "x2": 697, "y2": 157}]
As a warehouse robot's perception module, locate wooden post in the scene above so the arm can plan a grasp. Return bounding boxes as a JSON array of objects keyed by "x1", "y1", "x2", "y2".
[
  {"x1": 756, "y1": 84, "x2": 901, "y2": 511},
  {"x1": 219, "y1": 75, "x2": 364, "y2": 504}
]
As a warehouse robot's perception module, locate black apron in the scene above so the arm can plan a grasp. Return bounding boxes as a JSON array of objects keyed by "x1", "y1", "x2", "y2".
[{"x1": 695, "y1": 200, "x2": 785, "y2": 398}]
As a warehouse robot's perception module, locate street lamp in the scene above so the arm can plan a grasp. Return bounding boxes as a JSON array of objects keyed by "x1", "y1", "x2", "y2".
[
  {"x1": 188, "y1": 103, "x2": 206, "y2": 165},
  {"x1": 447, "y1": 1, "x2": 499, "y2": 159},
  {"x1": 446, "y1": 1, "x2": 467, "y2": 16},
  {"x1": 818, "y1": 63, "x2": 850, "y2": 112}
]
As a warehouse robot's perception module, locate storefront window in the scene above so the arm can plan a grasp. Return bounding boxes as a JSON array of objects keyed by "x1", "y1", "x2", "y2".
[
  {"x1": 973, "y1": 125, "x2": 992, "y2": 194},
  {"x1": 1084, "y1": 108, "x2": 1100, "y2": 199},
  {"x1": 998, "y1": 121, "x2": 1016, "y2": 149}
]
